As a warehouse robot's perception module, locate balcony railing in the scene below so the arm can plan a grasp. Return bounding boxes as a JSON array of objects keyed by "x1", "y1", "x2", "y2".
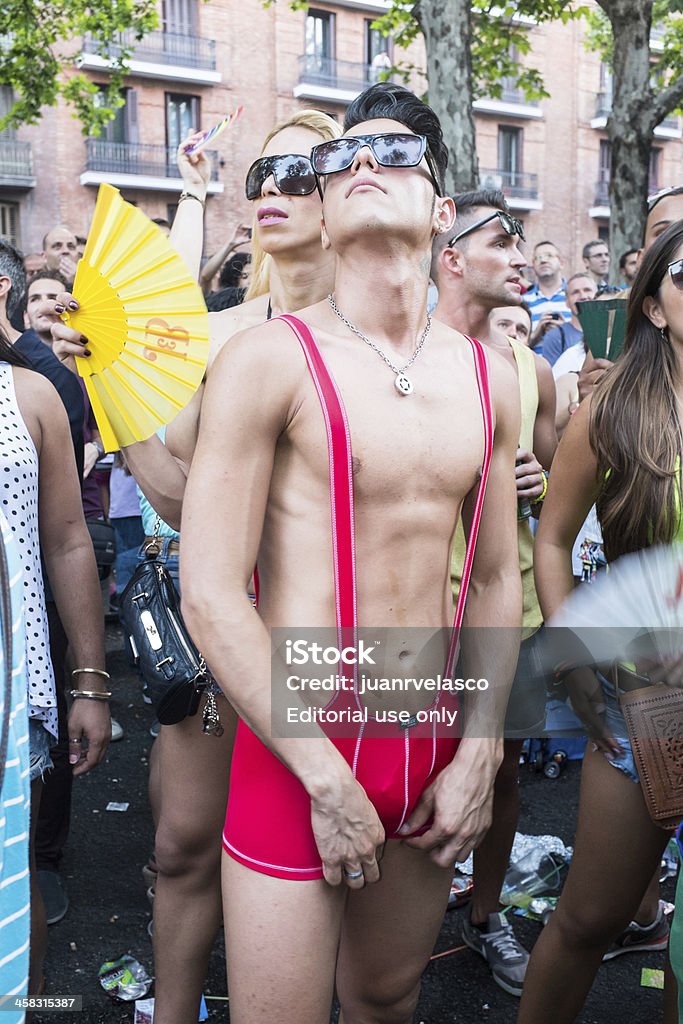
[
  {"x1": 83, "y1": 29, "x2": 216, "y2": 71},
  {"x1": 595, "y1": 90, "x2": 679, "y2": 130},
  {"x1": 298, "y1": 54, "x2": 379, "y2": 92},
  {"x1": 84, "y1": 139, "x2": 220, "y2": 180},
  {"x1": 0, "y1": 138, "x2": 34, "y2": 184},
  {"x1": 479, "y1": 168, "x2": 538, "y2": 201}
]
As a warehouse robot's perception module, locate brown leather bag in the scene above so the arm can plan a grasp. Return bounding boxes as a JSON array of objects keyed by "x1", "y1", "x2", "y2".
[{"x1": 615, "y1": 666, "x2": 683, "y2": 829}]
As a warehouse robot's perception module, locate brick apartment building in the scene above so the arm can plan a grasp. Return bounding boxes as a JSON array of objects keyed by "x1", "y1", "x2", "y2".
[{"x1": 0, "y1": 0, "x2": 681, "y2": 276}]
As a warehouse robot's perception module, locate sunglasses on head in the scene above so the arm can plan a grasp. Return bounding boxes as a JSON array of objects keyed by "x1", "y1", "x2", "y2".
[
  {"x1": 668, "y1": 258, "x2": 683, "y2": 290},
  {"x1": 245, "y1": 154, "x2": 318, "y2": 201},
  {"x1": 310, "y1": 133, "x2": 443, "y2": 195},
  {"x1": 449, "y1": 210, "x2": 525, "y2": 246},
  {"x1": 647, "y1": 185, "x2": 683, "y2": 213}
]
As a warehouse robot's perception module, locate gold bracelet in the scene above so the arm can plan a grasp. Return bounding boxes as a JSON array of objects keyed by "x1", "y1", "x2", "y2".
[
  {"x1": 178, "y1": 190, "x2": 205, "y2": 208},
  {"x1": 531, "y1": 471, "x2": 549, "y2": 505},
  {"x1": 72, "y1": 667, "x2": 110, "y2": 680},
  {"x1": 69, "y1": 689, "x2": 112, "y2": 701}
]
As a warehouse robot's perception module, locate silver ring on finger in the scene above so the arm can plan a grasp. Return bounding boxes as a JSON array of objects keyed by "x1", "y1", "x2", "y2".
[{"x1": 343, "y1": 867, "x2": 364, "y2": 880}]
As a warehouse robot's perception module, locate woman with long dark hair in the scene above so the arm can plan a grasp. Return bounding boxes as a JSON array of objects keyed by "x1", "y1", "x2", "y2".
[{"x1": 519, "y1": 220, "x2": 683, "y2": 1021}]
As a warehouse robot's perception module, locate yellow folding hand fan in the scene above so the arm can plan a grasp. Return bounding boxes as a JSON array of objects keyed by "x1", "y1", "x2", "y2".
[{"x1": 63, "y1": 183, "x2": 210, "y2": 452}]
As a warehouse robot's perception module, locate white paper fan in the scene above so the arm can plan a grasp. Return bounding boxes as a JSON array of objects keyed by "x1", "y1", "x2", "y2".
[{"x1": 548, "y1": 543, "x2": 683, "y2": 667}]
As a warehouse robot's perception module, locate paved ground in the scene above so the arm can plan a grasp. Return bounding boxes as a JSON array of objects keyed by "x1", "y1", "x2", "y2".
[{"x1": 33, "y1": 624, "x2": 674, "y2": 1024}]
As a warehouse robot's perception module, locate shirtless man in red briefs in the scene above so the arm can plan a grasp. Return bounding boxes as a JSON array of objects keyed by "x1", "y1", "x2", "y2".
[{"x1": 181, "y1": 83, "x2": 523, "y2": 1024}]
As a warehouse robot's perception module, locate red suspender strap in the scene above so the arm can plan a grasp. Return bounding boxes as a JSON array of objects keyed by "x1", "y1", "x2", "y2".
[
  {"x1": 277, "y1": 317, "x2": 493, "y2": 683},
  {"x1": 445, "y1": 335, "x2": 494, "y2": 678},
  {"x1": 278, "y1": 315, "x2": 358, "y2": 668}
]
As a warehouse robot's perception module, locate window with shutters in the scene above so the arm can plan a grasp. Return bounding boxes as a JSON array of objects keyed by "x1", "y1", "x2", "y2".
[
  {"x1": 0, "y1": 86, "x2": 15, "y2": 139},
  {"x1": 0, "y1": 201, "x2": 19, "y2": 246},
  {"x1": 305, "y1": 10, "x2": 334, "y2": 71},
  {"x1": 166, "y1": 94, "x2": 200, "y2": 154},
  {"x1": 93, "y1": 87, "x2": 137, "y2": 145},
  {"x1": 498, "y1": 126, "x2": 522, "y2": 178},
  {"x1": 162, "y1": 0, "x2": 198, "y2": 36}
]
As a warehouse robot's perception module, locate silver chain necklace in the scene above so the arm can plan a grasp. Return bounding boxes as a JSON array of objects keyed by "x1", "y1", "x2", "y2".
[{"x1": 327, "y1": 293, "x2": 431, "y2": 396}]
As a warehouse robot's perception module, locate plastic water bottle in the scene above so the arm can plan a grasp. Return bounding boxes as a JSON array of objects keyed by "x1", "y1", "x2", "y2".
[{"x1": 500, "y1": 850, "x2": 563, "y2": 909}]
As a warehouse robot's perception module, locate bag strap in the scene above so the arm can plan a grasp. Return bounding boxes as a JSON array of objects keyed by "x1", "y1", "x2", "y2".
[
  {"x1": 279, "y1": 316, "x2": 494, "y2": 683},
  {"x1": 559, "y1": 325, "x2": 567, "y2": 353}
]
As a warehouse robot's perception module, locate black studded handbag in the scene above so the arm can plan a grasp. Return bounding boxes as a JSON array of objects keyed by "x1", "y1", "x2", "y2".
[{"x1": 119, "y1": 541, "x2": 214, "y2": 726}]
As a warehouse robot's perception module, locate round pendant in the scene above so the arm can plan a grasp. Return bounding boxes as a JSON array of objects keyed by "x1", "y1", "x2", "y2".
[{"x1": 395, "y1": 372, "x2": 413, "y2": 396}]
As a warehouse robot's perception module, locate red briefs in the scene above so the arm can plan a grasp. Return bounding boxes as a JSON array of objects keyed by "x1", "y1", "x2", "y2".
[{"x1": 222, "y1": 314, "x2": 493, "y2": 881}]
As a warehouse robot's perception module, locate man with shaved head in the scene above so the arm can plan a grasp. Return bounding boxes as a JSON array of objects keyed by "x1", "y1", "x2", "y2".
[{"x1": 42, "y1": 226, "x2": 78, "y2": 284}]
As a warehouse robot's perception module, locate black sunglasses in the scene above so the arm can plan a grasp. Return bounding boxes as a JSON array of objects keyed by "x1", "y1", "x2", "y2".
[
  {"x1": 310, "y1": 133, "x2": 442, "y2": 195},
  {"x1": 245, "y1": 154, "x2": 318, "y2": 201},
  {"x1": 668, "y1": 258, "x2": 683, "y2": 290},
  {"x1": 449, "y1": 210, "x2": 525, "y2": 246}
]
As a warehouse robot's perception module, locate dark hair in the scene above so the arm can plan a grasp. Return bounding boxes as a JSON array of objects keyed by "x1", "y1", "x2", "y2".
[
  {"x1": 0, "y1": 325, "x2": 30, "y2": 368},
  {"x1": 0, "y1": 240, "x2": 26, "y2": 320},
  {"x1": 582, "y1": 239, "x2": 607, "y2": 260},
  {"x1": 590, "y1": 219, "x2": 683, "y2": 560},
  {"x1": 451, "y1": 189, "x2": 509, "y2": 234},
  {"x1": 533, "y1": 239, "x2": 558, "y2": 252},
  {"x1": 27, "y1": 269, "x2": 69, "y2": 291},
  {"x1": 219, "y1": 252, "x2": 251, "y2": 290},
  {"x1": 619, "y1": 248, "x2": 639, "y2": 270},
  {"x1": 343, "y1": 83, "x2": 448, "y2": 195}
]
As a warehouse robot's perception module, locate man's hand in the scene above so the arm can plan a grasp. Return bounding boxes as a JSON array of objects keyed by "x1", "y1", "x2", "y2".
[
  {"x1": 310, "y1": 777, "x2": 385, "y2": 889},
  {"x1": 59, "y1": 254, "x2": 78, "y2": 282},
  {"x1": 177, "y1": 131, "x2": 211, "y2": 196},
  {"x1": 67, "y1": 699, "x2": 111, "y2": 777},
  {"x1": 530, "y1": 313, "x2": 560, "y2": 347},
  {"x1": 577, "y1": 350, "x2": 612, "y2": 404},
  {"x1": 515, "y1": 448, "x2": 544, "y2": 500},
  {"x1": 400, "y1": 739, "x2": 502, "y2": 865}
]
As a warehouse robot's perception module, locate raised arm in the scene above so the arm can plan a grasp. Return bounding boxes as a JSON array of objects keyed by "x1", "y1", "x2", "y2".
[
  {"x1": 533, "y1": 400, "x2": 620, "y2": 752},
  {"x1": 180, "y1": 323, "x2": 384, "y2": 885},
  {"x1": 534, "y1": 397, "x2": 600, "y2": 618},
  {"x1": 169, "y1": 132, "x2": 212, "y2": 281}
]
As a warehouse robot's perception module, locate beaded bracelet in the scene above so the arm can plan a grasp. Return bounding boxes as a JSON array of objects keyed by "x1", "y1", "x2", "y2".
[{"x1": 531, "y1": 471, "x2": 549, "y2": 506}]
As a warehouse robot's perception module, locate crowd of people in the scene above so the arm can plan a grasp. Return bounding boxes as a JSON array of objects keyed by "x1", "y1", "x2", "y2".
[{"x1": 1, "y1": 81, "x2": 683, "y2": 1024}]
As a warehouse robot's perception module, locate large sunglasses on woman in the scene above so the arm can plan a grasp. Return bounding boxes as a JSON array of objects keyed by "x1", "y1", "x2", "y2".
[
  {"x1": 245, "y1": 154, "x2": 319, "y2": 200},
  {"x1": 310, "y1": 133, "x2": 443, "y2": 196}
]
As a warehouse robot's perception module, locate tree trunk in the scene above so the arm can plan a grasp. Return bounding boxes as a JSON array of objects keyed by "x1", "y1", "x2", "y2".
[
  {"x1": 601, "y1": 0, "x2": 655, "y2": 272},
  {"x1": 417, "y1": 0, "x2": 478, "y2": 193}
]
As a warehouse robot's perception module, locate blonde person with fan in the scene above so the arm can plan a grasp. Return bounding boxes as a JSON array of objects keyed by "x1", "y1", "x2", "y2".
[
  {"x1": 50, "y1": 110, "x2": 341, "y2": 1024},
  {"x1": 518, "y1": 220, "x2": 683, "y2": 1023}
]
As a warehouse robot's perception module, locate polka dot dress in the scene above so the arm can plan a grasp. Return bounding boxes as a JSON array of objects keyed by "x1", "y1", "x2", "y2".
[{"x1": 0, "y1": 364, "x2": 57, "y2": 739}]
